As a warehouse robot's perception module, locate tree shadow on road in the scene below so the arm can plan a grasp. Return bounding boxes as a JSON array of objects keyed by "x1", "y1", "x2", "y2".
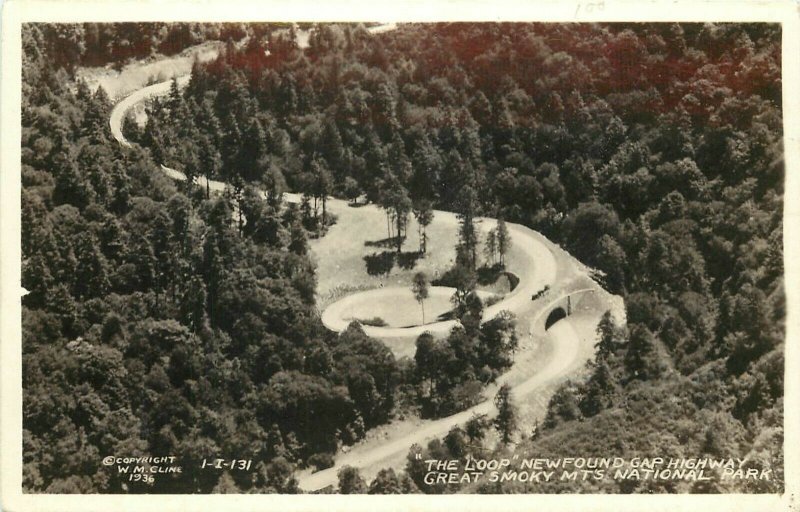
[
  {"x1": 365, "y1": 235, "x2": 404, "y2": 249},
  {"x1": 364, "y1": 251, "x2": 396, "y2": 276},
  {"x1": 477, "y1": 263, "x2": 505, "y2": 285},
  {"x1": 364, "y1": 249, "x2": 422, "y2": 275},
  {"x1": 397, "y1": 250, "x2": 422, "y2": 270}
]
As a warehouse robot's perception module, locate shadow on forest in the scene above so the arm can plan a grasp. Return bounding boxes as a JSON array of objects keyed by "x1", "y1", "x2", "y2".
[{"x1": 364, "y1": 250, "x2": 422, "y2": 276}]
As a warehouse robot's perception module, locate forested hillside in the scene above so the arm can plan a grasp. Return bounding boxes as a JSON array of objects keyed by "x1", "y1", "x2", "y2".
[
  {"x1": 21, "y1": 22, "x2": 784, "y2": 494},
  {"x1": 24, "y1": 22, "x2": 297, "y2": 71},
  {"x1": 21, "y1": 23, "x2": 410, "y2": 493}
]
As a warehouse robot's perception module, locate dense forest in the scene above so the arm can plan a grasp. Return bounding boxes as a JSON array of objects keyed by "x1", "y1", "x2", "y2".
[
  {"x1": 26, "y1": 22, "x2": 308, "y2": 71},
  {"x1": 22, "y1": 23, "x2": 407, "y2": 493},
  {"x1": 21, "y1": 21, "x2": 783, "y2": 494}
]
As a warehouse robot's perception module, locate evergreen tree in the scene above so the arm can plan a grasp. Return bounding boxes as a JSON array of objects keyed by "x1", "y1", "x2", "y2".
[
  {"x1": 198, "y1": 136, "x2": 222, "y2": 199},
  {"x1": 444, "y1": 425, "x2": 469, "y2": 458},
  {"x1": 484, "y1": 228, "x2": 497, "y2": 265},
  {"x1": 311, "y1": 158, "x2": 333, "y2": 230},
  {"x1": 337, "y1": 465, "x2": 367, "y2": 494},
  {"x1": 141, "y1": 113, "x2": 164, "y2": 164},
  {"x1": 449, "y1": 261, "x2": 477, "y2": 315},
  {"x1": 22, "y1": 253, "x2": 54, "y2": 309},
  {"x1": 624, "y1": 324, "x2": 663, "y2": 381},
  {"x1": 343, "y1": 176, "x2": 361, "y2": 205},
  {"x1": 414, "y1": 333, "x2": 437, "y2": 395},
  {"x1": 53, "y1": 159, "x2": 94, "y2": 210},
  {"x1": 459, "y1": 291, "x2": 484, "y2": 337},
  {"x1": 595, "y1": 311, "x2": 625, "y2": 363},
  {"x1": 368, "y1": 468, "x2": 403, "y2": 494},
  {"x1": 579, "y1": 360, "x2": 616, "y2": 417},
  {"x1": 493, "y1": 383, "x2": 517, "y2": 445},
  {"x1": 381, "y1": 173, "x2": 412, "y2": 252},
  {"x1": 82, "y1": 86, "x2": 111, "y2": 143},
  {"x1": 495, "y1": 217, "x2": 511, "y2": 266},
  {"x1": 412, "y1": 199, "x2": 434, "y2": 254},
  {"x1": 480, "y1": 310, "x2": 518, "y2": 368},
  {"x1": 128, "y1": 234, "x2": 156, "y2": 293},
  {"x1": 238, "y1": 118, "x2": 268, "y2": 181},
  {"x1": 543, "y1": 384, "x2": 583, "y2": 429},
  {"x1": 465, "y1": 412, "x2": 490, "y2": 446},
  {"x1": 73, "y1": 232, "x2": 109, "y2": 299},
  {"x1": 288, "y1": 218, "x2": 308, "y2": 256},
  {"x1": 456, "y1": 184, "x2": 480, "y2": 270},
  {"x1": 180, "y1": 276, "x2": 207, "y2": 333},
  {"x1": 263, "y1": 164, "x2": 286, "y2": 208}
]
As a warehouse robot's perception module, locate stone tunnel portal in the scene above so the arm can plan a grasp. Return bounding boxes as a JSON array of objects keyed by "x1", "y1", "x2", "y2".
[{"x1": 545, "y1": 306, "x2": 567, "y2": 330}]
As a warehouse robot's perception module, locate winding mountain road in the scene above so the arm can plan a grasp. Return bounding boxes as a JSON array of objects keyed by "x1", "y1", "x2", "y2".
[
  {"x1": 111, "y1": 77, "x2": 559, "y2": 341},
  {"x1": 298, "y1": 297, "x2": 592, "y2": 492},
  {"x1": 109, "y1": 76, "x2": 190, "y2": 148},
  {"x1": 107, "y1": 26, "x2": 621, "y2": 493}
]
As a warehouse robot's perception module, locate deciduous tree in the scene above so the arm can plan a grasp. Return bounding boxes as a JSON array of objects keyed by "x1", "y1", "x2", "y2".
[{"x1": 411, "y1": 272, "x2": 429, "y2": 324}]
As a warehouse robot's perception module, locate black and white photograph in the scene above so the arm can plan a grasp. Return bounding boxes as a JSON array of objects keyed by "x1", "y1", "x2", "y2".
[{"x1": 1, "y1": 1, "x2": 798, "y2": 510}]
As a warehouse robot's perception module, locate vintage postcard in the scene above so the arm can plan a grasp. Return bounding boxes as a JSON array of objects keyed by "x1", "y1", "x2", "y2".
[{"x1": 1, "y1": 0, "x2": 798, "y2": 511}]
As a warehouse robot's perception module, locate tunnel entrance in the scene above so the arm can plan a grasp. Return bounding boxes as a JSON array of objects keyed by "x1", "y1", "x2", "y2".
[{"x1": 545, "y1": 306, "x2": 567, "y2": 330}]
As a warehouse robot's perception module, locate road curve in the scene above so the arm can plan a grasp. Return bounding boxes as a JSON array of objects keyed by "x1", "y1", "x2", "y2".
[
  {"x1": 109, "y1": 77, "x2": 561, "y2": 342},
  {"x1": 320, "y1": 218, "x2": 557, "y2": 339},
  {"x1": 106, "y1": 28, "x2": 616, "y2": 494},
  {"x1": 109, "y1": 23, "x2": 399, "y2": 148},
  {"x1": 297, "y1": 318, "x2": 584, "y2": 491},
  {"x1": 109, "y1": 76, "x2": 191, "y2": 147},
  {"x1": 320, "y1": 286, "x2": 496, "y2": 334}
]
